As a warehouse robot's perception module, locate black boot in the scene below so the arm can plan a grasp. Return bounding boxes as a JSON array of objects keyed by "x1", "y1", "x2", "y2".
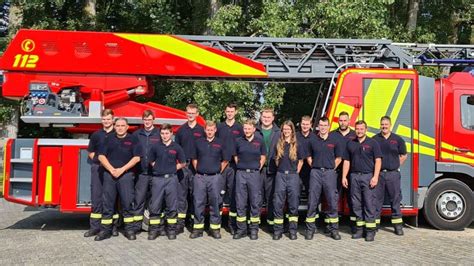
[
  {"x1": 123, "y1": 230, "x2": 136, "y2": 240},
  {"x1": 330, "y1": 230, "x2": 341, "y2": 240},
  {"x1": 288, "y1": 232, "x2": 297, "y2": 240},
  {"x1": 167, "y1": 230, "x2": 177, "y2": 240},
  {"x1": 352, "y1": 227, "x2": 364, "y2": 239},
  {"x1": 233, "y1": 231, "x2": 246, "y2": 240},
  {"x1": 249, "y1": 230, "x2": 258, "y2": 240},
  {"x1": 304, "y1": 230, "x2": 314, "y2": 240},
  {"x1": 112, "y1": 225, "x2": 119, "y2": 237},
  {"x1": 394, "y1": 224, "x2": 404, "y2": 236},
  {"x1": 365, "y1": 230, "x2": 375, "y2": 242},
  {"x1": 189, "y1": 230, "x2": 203, "y2": 239},
  {"x1": 273, "y1": 233, "x2": 282, "y2": 240},
  {"x1": 84, "y1": 229, "x2": 99, "y2": 238},
  {"x1": 94, "y1": 231, "x2": 111, "y2": 241},
  {"x1": 148, "y1": 231, "x2": 159, "y2": 240},
  {"x1": 210, "y1": 229, "x2": 222, "y2": 239}
]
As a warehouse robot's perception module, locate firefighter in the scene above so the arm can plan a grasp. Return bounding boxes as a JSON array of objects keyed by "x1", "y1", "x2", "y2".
[
  {"x1": 373, "y1": 116, "x2": 407, "y2": 235},
  {"x1": 330, "y1": 111, "x2": 357, "y2": 232},
  {"x1": 256, "y1": 108, "x2": 280, "y2": 230},
  {"x1": 147, "y1": 123, "x2": 186, "y2": 240},
  {"x1": 296, "y1": 116, "x2": 316, "y2": 204},
  {"x1": 305, "y1": 117, "x2": 343, "y2": 241},
  {"x1": 190, "y1": 121, "x2": 230, "y2": 239},
  {"x1": 175, "y1": 103, "x2": 205, "y2": 233},
  {"x1": 216, "y1": 103, "x2": 244, "y2": 235},
  {"x1": 233, "y1": 119, "x2": 266, "y2": 240},
  {"x1": 272, "y1": 120, "x2": 304, "y2": 240},
  {"x1": 95, "y1": 118, "x2": 142, "y2": 241},
  {"x1": 131, "y1": 110, "x2": 161, "y2": 234},
  {"x1": 342, "y1": 120, "x2": 382, "y2": 242},
  {"x1": 84, "y1": 109, "x2": 118, "y2": 238}
]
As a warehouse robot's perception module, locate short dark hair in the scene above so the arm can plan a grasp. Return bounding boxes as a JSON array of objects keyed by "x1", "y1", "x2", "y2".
[
  {"x1": 226, "y1": 103, "x2": 238, "y2": 110},
  {"x1": 355, "y1": 120, "x2": 367, "y2": 127},
  {"x1": 161, "y1": 123, "x2": 173, "y2": 132},
  {"x1": 380, "y1": 116, "x2": 391, "y2": 123},
  {"x1": 319, "y1": 116, "x2": 329, "y2": 123},
  {"x1": 101, "y1": 109, "x2": 114, "y2": 117},
  {"x1": 186, "y1": 103, "x2": 198, "y2": 111},
  {"x1": 142, "y1": 109, "x2": 155, "y2": 119},
  {"x1": 339, "y1": 111, "x2": 349, "y2": 117},
  {"x1": 114, "y1": 117, "x2": 128, "y2": 124}
]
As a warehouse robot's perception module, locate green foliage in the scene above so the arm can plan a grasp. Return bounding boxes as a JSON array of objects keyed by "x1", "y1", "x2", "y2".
[{"x1": 207, "y1": 4, "x2": 242, "y2": 36}]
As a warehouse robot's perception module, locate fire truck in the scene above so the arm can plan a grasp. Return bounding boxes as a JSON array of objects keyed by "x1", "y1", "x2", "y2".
[{"x1": 1, "y1": 29, "x2": 473, "y2": 230}]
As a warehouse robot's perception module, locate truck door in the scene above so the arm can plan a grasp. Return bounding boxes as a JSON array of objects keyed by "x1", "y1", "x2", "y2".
[{"x1": 444, "y1": 91, "x2": 474, "y2": 166}]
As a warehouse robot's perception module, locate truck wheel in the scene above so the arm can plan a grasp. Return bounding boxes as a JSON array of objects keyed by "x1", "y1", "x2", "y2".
[
  {"x1": 141, "y1": 209, "x2": 150, "y2": 232},
  {"x1": 423, "y1": 178, "x2": 473, "y2": 230}
]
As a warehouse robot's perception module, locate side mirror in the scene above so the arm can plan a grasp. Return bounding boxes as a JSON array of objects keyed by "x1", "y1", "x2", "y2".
[{"x1": 467, "y1": 95, "x2": 474, "y2": 105}]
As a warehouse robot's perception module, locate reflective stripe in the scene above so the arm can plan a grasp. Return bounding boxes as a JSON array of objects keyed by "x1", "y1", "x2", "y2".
[
  {"x1": 288, "y1": 216, "x2": 298, "y2": 222},
  {"x1": 366, "y1": 222, "x2": 377, "y2": 228},
  {"x1": 285, "y1": 214, "x2": 289, "y2": 219},
  {"x1": 327, "y1": 217, "x2": 339, "y2": 223},
  {"x1": 191, "y1": 215, "x2": 195, "y2": 219},
  {"x1": 90, "y1": 213, "x2": 102, "y2": 219},
  {"x1": 101, "y1": 219, "x2": 113, "y2": 225},
  {"x1": 266, "y1": 219, "x2": 273, "y2": 225},
  {"x1": 251, "y1": 217, "x2": 261, "y2": 223},
  {"x1": 274, "y1": 218, "x2": 284, "y2": 224},
  {"x1": 219, "y1": 211, "x2": 223, "y2": 215},
  {"x1": 350, "y1": 216, "x2": 357, "y2": 221},
  {"x1": 392, "y1": 218, "x2": 403, "y2": 224},
  {"x1": 236, "y1": 216, "x2": 246, "y2": 222},
  {"x1": 160, "y1": 213, "x2": 165, "y2": 218},
  {"x1": 178, "y1": 213, "x2": 187, "y2": 219},
  {"x1": 356, "y1": 221, "x2": 366, "y2": 226},
  {"x1": 134, "y1": 215, "x2": 144, "y2": 221},
  {"x1": 210, "y1": 224, "x2": 221, "y2": 230},
  {"x1": 113, "y1": 214, "x2": 119, "y2": 219},
  {"x1": 315, "y1": 214, "x2": 319, "y2": 219},
  {"x1": 193, "y1": 223, "x2": 204, "y2": 229},
  {"x1": 375, "y1": 218, "x2": 380, "y2": 224},
  {"x1": 229, "y1": 212, "x2": 237, "y2": 217},
  {"x1": 305, "y1": 217, "x2": 316, "y2": 223},
  {"x1": 324, "y1": 218, "x2": 329, "y2": 223},
  {"x1": 149, "y1": 219, "x2": 161, "y2": 225},
  {"x1": 123, "y1": 217, "x2": 134, "y2": 223},
  {"x1": 167, "y1": 218, "x2": 177, "y2": 224}
]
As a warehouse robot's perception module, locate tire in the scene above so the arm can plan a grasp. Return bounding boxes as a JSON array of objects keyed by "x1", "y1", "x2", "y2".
[{"x1": 423, "y1": 178, "x2": 474, "y2": 230}]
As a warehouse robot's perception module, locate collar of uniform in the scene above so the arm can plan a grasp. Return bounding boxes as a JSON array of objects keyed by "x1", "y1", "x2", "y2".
[{"x1": 138, "y1": 127, "x2": 159, "y2": 136}]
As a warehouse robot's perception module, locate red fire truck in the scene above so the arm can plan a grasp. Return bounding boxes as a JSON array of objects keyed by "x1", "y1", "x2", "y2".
[{"x1": 1, "y1": 29, "x2": 473, "y2": 230}]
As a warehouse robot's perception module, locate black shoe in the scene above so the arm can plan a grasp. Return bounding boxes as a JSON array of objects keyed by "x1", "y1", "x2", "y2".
[
  {"x1": 148, "y1": 231, "x2": 159, "y2": 240},
  {"x1": 330, "y1": 231, "x2": 341, "y2": 240},
  {"x1": 273, "y1": 233, "x2": 282, "y2": 240},
  {"x1": 177, "y1": 225, "x2": 185, "y2": 234},
  {"x1": 304, "y1": 230, "x2": 314, "y2": 240},
  {"x1": 249, "y1": 231, "x2": 258, "y2": 240},
  {"x1": 210, "y1": 230, "x2": 222, "y2": 239},
  {"x1": 365, "y1": 231, "x2": 375, "y2": 242},
  {"x1": 168, "y1": 231, "x2": 177, "y2": 240},
  {"x1": 350, "y1": 225, "x2": 357, "y2": 234},
  {"x1": 352, "y1": 229, "x2": 364, "y2": 239},
  {"x1": 112, "y1": 226, "x2": 119, "y2": 237},
  {"x1": 123, "y1": 231, "x2": 137, "y2": 240},
  {"x1": 84, "y1": 229, "x2": 99, "y2": 238},
  {"x1": 289, "y1": 233, "x2": 297, "y2": 240},
  {"x1": 228, "y1": 225, "x2": 236, "y2": 235},
  {"x1": 94, "y1": 231, "x2": 111, "y2": 241},
  {"x1": 394, "y1": 225, "x2": 404, "y2": 236},
  {"x1": 233, "y1": 232, "x2": 246, "y2": 240},
  {"x1": 159, "y1": 229, "x2": 167, "y2": 236},
  {"x1": 189, "y1": 230, "x2": 203, "y2": 239}
]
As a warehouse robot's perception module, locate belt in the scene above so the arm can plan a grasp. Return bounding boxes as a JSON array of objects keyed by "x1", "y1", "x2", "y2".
[
  {"x1": 351, "y1": 172, "x2": 372, "y2": 175},
  {"x1": 312, "y1": 167, "x2": 333, "y2": 172},
  {"x1": 155, "y1": 173, "x2": 176, "y2": 178},
  {"x1": 382, "y1": 169, "x2": 399, "y2": 172},
  {"x1": 238, "y1": 169, "x2": 259, "y2": 173},
  {"x1": 197, "y1": 172, "x2": 220, "y2": 176},
  {"x1": 278, "y1": 170, "x2": 297, "y2": 174}
]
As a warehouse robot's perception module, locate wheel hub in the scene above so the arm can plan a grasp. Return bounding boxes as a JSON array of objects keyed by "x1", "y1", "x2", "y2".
[{"x1": 437, "y1": 192, "x2": 464, "y2": 220}]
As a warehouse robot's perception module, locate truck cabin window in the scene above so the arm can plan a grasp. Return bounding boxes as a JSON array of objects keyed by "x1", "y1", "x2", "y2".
[{"x1": 461, "y1": 95, "x2": 474, "y2": 130}]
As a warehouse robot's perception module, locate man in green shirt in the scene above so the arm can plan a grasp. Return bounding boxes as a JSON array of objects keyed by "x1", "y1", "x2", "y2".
[{"x1": 256, "y1": 108, "x2": 281, "y2": 231}]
